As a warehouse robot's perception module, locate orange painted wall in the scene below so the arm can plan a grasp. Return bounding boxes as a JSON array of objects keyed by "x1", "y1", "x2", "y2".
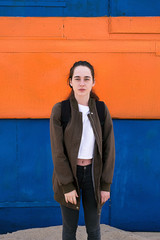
[{"x1": 0, "y1": 17, "x2": 160, "y2": 119}]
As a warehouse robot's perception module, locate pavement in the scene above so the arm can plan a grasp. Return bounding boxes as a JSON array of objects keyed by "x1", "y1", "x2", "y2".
[{"x1": 0, "y1": 224, "x2": 160, "y2": 240}]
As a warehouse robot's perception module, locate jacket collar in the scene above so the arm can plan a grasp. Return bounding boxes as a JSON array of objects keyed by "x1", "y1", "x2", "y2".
[{"x1": 69, "y1": 90, "x2": 95, "y2": 112}]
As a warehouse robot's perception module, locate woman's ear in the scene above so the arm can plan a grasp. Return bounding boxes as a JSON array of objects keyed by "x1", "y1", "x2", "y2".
[
  {"x1": 69, "y1": 78, "x2": 72, "y2": 87},
  {"x1": 92, "y1": 79, "x2": 95, "y2": 87}
]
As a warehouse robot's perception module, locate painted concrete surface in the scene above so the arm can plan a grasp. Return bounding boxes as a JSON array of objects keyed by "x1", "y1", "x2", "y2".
[{"x1": 0, "y1": 224, "x2": 160, "y2": 240}]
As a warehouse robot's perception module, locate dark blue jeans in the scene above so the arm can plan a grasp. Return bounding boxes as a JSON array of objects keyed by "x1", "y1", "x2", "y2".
[{"x1": 60, "y1": 164, "x2": 101, "y2": 240}]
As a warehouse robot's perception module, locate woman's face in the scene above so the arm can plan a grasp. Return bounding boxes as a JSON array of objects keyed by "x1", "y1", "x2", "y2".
[{"x1": 70, "y1": 66, "x2": 95, "y2": 98}]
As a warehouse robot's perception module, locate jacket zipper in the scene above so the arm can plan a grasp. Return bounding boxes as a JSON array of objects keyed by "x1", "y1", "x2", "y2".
[
  {"x1": 88, "y1": 112, "x2": 100, "y2": 203},
  {"x1": 89, "y1": 112, "x2": 103, "y2": 215},
  {"x1": 75, "y1": 112, "x2": 83, "y2": 208},
  {"x1": 91, "y1": 144, "x2": 98, "y2": 202}
]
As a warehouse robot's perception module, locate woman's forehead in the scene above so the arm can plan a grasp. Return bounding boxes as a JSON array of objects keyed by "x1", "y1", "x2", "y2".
[{"x1": 73, "y1": 66, "x2": 92, "y2": 76}]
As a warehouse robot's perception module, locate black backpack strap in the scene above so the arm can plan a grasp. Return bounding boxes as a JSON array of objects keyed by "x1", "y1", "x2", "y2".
[
  {"x1": 96, "y1": 100, "x2": 105, "y2": 126},
  {"x1": 61, "y1": 99, "x2": 71, "y2": 132},
  {"x1": 96, "y1": 100, "x2": 105, "y2": 130},
  {"x1": 61, "y1": 99, "x2": 105, "y2": 134},
  {"x1": 96, "y1": 100, "x2": 106, "y2": 154}
]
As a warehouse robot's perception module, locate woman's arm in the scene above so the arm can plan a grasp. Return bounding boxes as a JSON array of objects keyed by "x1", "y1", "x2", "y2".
[
  {"x1": 100, "y1": 103, "x2": 115, "y2": 192},
  {"x1": 50, "y1": 102, "x2": 76, "y2": 194}
]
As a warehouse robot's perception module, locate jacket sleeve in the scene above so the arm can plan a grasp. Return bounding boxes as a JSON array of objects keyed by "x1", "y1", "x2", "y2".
[
  {"x1": 100, "y1": 103, "x2": 115, "y2": 192},
  {"x1": 50, "y1": 102, "x2": 76, "y2": 194}
]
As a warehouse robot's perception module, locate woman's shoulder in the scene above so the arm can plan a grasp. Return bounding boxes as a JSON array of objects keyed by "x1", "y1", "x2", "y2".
[{"x1": 50, "y1": 101, "x2": 62, "y2": 117}]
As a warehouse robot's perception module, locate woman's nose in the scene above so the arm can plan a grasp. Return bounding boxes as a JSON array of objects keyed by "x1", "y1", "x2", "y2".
[{"x1": 80, "y1": 80, "x2": 85, "y2": 85}]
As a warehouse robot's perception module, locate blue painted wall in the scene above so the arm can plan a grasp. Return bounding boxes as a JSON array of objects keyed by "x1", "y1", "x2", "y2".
[
  {"x1": 110, "y1": 0, "x2": 160, "y2": 16},
  {"x1": 0, "y1": 0, "x2": 108, "y2": 16},
  {"x1": 1, "y1": 0, "x2": 160, "y2": 234},
  {"x1": 0, "y1": 0, "x2": 160, "y2": 16},
  {"x1": 0, "y1": 119, "x2": 160, "y2": 233},
  {"x1": 112, "y1": 120, "x2": 160, "y2": 231},
  {"x1": 0, "y1": 119, "x2": 109, "y2": 234}
]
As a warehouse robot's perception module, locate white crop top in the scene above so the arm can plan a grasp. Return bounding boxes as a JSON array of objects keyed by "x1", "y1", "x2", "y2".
[{"x1": 77, "y1": 103, "x2": 95, "y2": 159}]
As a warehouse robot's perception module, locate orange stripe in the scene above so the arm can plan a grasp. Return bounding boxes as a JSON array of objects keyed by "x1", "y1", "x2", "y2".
[
  {"x1": 110, "y1": 17, "x2": 160, "y2": 34},
  {"x1": 0, "y1": 17, "x2": 160, "y2": 119}
]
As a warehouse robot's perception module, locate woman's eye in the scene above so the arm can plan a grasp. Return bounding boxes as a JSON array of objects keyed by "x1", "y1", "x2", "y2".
[{"x1": 74, "y1": 78, "x2": 90, "y2": 81}]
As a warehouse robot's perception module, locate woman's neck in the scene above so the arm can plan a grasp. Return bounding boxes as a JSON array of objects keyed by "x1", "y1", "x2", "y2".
[{"x1": 74, "y1": 93, "x2": 89, "y2": 106}]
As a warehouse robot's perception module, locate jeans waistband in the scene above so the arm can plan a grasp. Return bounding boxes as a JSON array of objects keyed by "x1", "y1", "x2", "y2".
[{"x1": 77, "y1": 163, "x2": 92, "y2": 172}]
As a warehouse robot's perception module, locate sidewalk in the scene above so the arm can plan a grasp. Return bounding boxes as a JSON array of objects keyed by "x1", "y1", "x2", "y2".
[{"x1": 0, "y1": 224, "x2": 160, "y2": 240}]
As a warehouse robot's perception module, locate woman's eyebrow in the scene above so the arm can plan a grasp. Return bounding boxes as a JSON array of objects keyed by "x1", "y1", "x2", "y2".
[{"x1": 74, "y1": 76, "x2": 91, "y2": 78}]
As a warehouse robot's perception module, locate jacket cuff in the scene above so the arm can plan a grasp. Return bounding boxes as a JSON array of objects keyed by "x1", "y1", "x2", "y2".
[
  {"x1": 62, "y1": 182, "x2": 76, "y2": 194},
  {"x1": 100, "y1": 182, "x2": 111, "y2": 192}
]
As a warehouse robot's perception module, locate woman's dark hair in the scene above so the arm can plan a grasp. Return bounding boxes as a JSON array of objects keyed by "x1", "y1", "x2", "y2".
[{"x1": 66, "y1": 60, "x2": 99, "y2": 100}]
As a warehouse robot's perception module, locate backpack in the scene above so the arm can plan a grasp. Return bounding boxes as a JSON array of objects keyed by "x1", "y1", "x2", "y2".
[{"x1": 61, "y1": 99, "x2": 105, "y2": 133}]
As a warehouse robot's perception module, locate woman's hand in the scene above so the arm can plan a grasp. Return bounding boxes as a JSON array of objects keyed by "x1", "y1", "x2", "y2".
[
  {"x1": 100, "y1": 191, "x2": 110, "y2": 204},
  {"x1": 64, "y1": 190, "x2": 79, "y2": 205}
]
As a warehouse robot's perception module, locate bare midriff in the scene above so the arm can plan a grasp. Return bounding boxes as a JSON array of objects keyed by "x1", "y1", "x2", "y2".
[{"x1": 77, "y1": 158, "x2": 92, "y2": 166}]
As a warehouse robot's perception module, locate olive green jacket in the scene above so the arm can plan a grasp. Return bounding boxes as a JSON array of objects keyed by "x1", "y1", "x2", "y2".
[{"x1": 50, "y1": 91, "x2": 115, "y2": 214}]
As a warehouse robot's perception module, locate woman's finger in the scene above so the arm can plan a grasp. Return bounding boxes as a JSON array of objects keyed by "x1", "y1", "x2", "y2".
[
  {"x1": 100, "y1": 191, "x2": 110, "y2": 204},
  {"x1": 70, "y1": 197, "x2": 76, "y2": 205},
  {"x1": 64, "y1": 190, "x2": 78, "y2": 204},
  {"x1": 73, "y1": 197, "x2": 76, "y2": 205}
]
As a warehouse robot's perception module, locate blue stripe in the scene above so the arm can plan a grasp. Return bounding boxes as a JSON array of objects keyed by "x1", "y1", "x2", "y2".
[
  {"x1": 0, "y1": 201, "x2": 59, "y2": 207},
  {"x1": 0, "y1": 119, "x2": 160, "y2": 232},
  {"x1": 0, "y1": 0, "x2": 160, "y2": 16},
  {"x1": 0, "y1": 0, "x2": 108, "y2": 16},
  {"x1": 110, "y1": 0, "x2": 160, "y2": 16},
  {"x1": 111, "y1": 119, "x2": 160, "y2": 231},
  {"x1": 0, "y1": 1, "x2": 66, "y2": 7},
  {"x1": 0, "y1": 207, "x2": 62, "y2": 233}
]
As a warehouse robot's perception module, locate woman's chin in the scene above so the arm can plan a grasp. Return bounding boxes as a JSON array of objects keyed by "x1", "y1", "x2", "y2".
[{"x1": 77, "y1": 92, "x2": 87, "y2": 97}]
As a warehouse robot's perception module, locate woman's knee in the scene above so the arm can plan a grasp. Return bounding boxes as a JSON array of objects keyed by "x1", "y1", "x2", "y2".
[
  {"x1": 87, "y1": 226, "x2": 101, "y2": 240},
  {"x1": 62, "y1": 225, "x2": 77, "y2": 240},
  {"x1": 60, "y1": 204, "x2": 79, "y2": 239}
]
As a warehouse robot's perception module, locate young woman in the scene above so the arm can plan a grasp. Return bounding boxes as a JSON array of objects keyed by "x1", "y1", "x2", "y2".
[{"x1": 50, "y1": 60, "x2": 115, "y2": 240}]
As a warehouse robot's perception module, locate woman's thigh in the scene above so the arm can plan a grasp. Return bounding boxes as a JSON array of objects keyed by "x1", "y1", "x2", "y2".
[
  {"x1": 80, "y1": 165, "x2": 101, "y2": 232},
  {"x1": 60, "y1": 204, "x2": 79, "y2": 230}
]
